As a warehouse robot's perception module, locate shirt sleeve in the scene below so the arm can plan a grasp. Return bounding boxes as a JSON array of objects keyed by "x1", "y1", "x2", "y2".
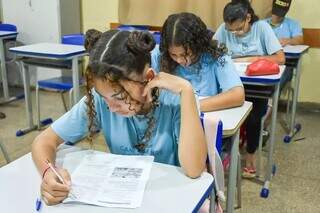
[
  {"x1": 151, "y1": 45, "x2": 161, "y2": 73},
  {"x1": 260, "y1": 21, "x2": 283, "y2": 55},
  {"x1": 215, "y1": 56, "x2": 243, "y2": 92},
  {"x1": 51, "y1": 92, "x2": 101, "y2": 144},
  {"x1": 289, "y1": 19, "x2": 303, "y2": 37}
]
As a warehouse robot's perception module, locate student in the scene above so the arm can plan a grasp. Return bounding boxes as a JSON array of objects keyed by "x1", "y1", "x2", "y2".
[
  {"x1": 266, "y1": 0, "x2": 303, "y2": 47},
  {"x1": 213, "y1": 0, "x2": 285, "y2": 178},
  {"x1": 265, "y1": 0, "x2": 304, "y2": 89},
  {"x1": 31, "y1": 29, "x2": 207, "y2": 205},
  {"x1": 152, "y1": 12, "x2": 245, "y2": 112}
]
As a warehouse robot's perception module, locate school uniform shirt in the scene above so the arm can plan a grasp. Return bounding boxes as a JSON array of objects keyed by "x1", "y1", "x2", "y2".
[
  {"x1": 213, "y1": 20, "x2": 282, "y2": 58},
  {"x1": 264, "y1": 17, "x2": 303, "y2": 39},
  {"x1": 151, "y1": 46, "x2": 242, "y2": 97},
  {"x1": 51, "y1": 89, "x2": 181, "y2": 166}
]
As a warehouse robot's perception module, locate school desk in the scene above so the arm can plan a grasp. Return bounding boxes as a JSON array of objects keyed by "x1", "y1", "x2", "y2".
[
  {"x1": 282, "y1": 45, "x2": 309, "y2": 143},
  {"x1": 0, "y1": 145, "x2": 213, "y2": 213},
  {"x1": 235, "y1": 62, "x2": 285, "y2": 198},
  {"x1": 9, "y1": 43, "x2": 86, "y2": 136},
  {"x1": 0, "y1": 31, "x2": 18, "y2": 104},
  {"x1": 204, "y1": 101, "x2": 252, "y2": 212}
]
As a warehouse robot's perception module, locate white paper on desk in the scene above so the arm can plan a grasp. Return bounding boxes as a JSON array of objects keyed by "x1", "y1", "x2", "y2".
[
  {"x1": 234, "y1": 62, "x2": 250, "y2": 73},
  {"x1": 63, "y1": 151, "x2": 154, "y2": 208},
  {"x1": 283, "y1": 45, "x2": 309, "y2": 54}
]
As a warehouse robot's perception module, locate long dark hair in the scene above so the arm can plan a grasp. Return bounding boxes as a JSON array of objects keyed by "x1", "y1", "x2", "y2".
[
  {"x1": 160, "y1": 12, "x2": 227, "y2": 74},
  {"x1": 223, "y1": 0, "x2": 259, "y2": 25},
  {"x1": 84, "y1": 29, "x2": 156, "y2": 144}
]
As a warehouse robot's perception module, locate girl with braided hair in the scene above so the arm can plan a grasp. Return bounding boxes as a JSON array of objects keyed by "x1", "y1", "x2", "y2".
[
  {"x1": 32, "y1": 29, "x2": 207, "y2": 205},
  {"x1": 152, "y1": 12, "x2": 245, "y2": 112}
]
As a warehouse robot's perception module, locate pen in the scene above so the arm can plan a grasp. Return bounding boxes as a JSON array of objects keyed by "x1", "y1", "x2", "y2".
[
  {"x1": 45, "y1": 159, "x2": 77, "y2": 198},
  {"x1": 35, "y1": 198, "x2": 42, "y2": 212}
]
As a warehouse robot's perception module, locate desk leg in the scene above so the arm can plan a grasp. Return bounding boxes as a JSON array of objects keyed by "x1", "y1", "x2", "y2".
[
  {"x1": 72, "y1": 57, "x2": 80, "y2": 105},
  {"x1": 0, "y1": 38, "x2": 9, "y2": 100},
  {"x1": 260, "y1": 83, "x2": 280, "y2": 198},
  {"x1": 16, "y1": 62, "x2": 37, "y2": 137},
  {"x1": 226, "y1": 129, "x2": 240, "y2": 213},
  {"x1": 287, "y1": 57, "x2": 302, "y2": 141}
]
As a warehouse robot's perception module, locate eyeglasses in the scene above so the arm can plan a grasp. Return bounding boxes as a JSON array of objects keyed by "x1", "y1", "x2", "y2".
[{"x1": 226, "y1": 21, "x2": 247, "y2": 34}]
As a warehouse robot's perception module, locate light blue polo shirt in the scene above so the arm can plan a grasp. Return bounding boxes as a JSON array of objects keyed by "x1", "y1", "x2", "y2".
[
  {"x1": 151, "y1": 46, "x2": 242, "y2": 97},
  {"x1": 51, "y1": 89, "x2": 181, "y2": 166},
  {"x1": 213, "y1": 20, "x2": 282, "y2": 58},
  {"x1": 264, "y1": 17, "x2": 303, "y2": 39}
]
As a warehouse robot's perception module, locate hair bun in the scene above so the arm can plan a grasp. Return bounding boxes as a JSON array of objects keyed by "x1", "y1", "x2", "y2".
[
  {"x1": 85, "y1": 29, "x2": 103, "y2": 52},
  {"x1": 126, "y1": 31, "x2": 156, "y2": 54}
]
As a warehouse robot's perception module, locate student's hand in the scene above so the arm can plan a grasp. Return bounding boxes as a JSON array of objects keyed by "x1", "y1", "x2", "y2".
[
  {"x1": 279, "y1": 38, "x2": 290, "y2": 47},
  {"x1": 41, "y1": 168, "x2": 71, "y2": 205},
  {"x1": 143, "y1": 72, "x2": 192, "y2": 102}
]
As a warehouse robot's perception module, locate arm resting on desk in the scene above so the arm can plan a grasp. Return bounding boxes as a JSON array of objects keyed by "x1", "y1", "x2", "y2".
[
  {"x1": 233, "y1": 50, "x2": 285, "y2": 65},
  {"x1": 32, "y1": 127, "x2": 71, "y2": 205},
  {"x1": 200, "y1": 86, "x2": 245, "y2": 112},
  {"x1": 280, "y1": 35, "x2": 304, "y2": 46}
]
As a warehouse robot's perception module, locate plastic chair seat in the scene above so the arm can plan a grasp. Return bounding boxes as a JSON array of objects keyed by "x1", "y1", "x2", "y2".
[{"x1": 38, "y1": 76, "x2": 76, "y2": 91}]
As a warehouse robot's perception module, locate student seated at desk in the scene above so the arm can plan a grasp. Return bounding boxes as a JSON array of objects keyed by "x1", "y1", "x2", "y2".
[
  {"x1": 31, "y1": 29, "x2": 207, "y2": 205},
  {"x1": 265, "y1": 0, "x2": 304, "y2": 90},
  {"x1": 151, "y1": 12, "x2": 245, "y2": 112},
  {"x1": 213, "y1": 0, "x2": 285, "y2": 178}
]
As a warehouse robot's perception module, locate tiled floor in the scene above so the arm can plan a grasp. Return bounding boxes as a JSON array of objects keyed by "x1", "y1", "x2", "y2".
[{"x1": 1, "y1": 88, "x2": 320, "y2": 213}]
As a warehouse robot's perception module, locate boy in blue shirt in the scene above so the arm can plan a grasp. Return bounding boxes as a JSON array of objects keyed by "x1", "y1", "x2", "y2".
[
  {"x1": 265, "y1": 0, "x2": 304, "y2": 89},
  {"x1": 266, "y1": 0, "x2": 303, "y2": 47}
]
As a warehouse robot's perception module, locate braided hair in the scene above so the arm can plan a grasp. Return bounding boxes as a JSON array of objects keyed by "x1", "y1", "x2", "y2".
[
  {"x1": 160, "y1": 12, "x2": 227, "y2": 74},
  {"x1": 84, "y1": 29, "x2": 156, "y2": 145}
]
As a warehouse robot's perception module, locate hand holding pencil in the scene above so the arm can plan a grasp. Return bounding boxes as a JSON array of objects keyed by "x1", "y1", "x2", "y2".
[{"x1": 40, "y1": 159, "x2": 73, "y2": 205}]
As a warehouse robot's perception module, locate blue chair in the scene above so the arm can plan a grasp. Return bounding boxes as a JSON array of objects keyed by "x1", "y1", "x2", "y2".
[
  {"x1": 152, "y1": 31, "x2": 161, "y2": 45},
  {"x1": 117, "y1": 25, "x2": 148, "y2": 31},
  {"x1": 0, "y1": 23, "x2": 17, "y2": 32},
  {"x1": 34, "y1": 34, "x2": 85, "y2": 129}
]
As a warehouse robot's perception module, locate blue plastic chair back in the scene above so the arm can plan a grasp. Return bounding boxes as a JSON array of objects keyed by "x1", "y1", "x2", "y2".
[
  {"x1": 0, "y1": 24, "x2": 17, "y2": 32},
  {"x1": 117, "y1": 25, "x2": 148, "y2": 31},
  {"x1": 61, "y1": 33, "x2": 85, "y2": 45},
  {"x1": 153, "y1": 31, "x2": 161, "y2": 44}
]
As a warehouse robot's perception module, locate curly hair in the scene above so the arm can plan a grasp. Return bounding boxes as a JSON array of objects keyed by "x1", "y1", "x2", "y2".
[
  {"x1": 84, "y1": 29, "x2": 157, "y2": 146},
  {"x1": 160, "y1": 12, "x2": 227, "y2": 74}
]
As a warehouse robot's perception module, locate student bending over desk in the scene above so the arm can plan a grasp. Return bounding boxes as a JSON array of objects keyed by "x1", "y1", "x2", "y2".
[
  {"x1": 151, "y1": 12, "x2": 245, "y2": 112},
  {"x1": 213, "y1": 0, "x2": 285, "y2": 178},
  {"x1": 31, "y1": 29, "x2": 207, "y2": 205}
]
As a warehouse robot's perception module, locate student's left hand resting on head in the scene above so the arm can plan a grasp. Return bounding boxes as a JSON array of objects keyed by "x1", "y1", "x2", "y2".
[{"x1": 143, "y1": 72, "x2": 207, "y2": 178}]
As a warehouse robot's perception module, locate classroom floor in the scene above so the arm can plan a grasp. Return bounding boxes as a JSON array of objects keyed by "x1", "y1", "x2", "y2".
[{"x1": 1, "y1": 87, "x2": 320, "y2": 213}]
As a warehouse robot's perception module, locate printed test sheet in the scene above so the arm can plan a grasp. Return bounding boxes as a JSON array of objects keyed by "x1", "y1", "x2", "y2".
[{"x1": 63, "y1": 151, "x2": 154, "y2": 208}]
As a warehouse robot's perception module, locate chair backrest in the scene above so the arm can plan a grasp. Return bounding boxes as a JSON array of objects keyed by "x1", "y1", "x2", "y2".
[
  {"x1": 152, "y1": 31, "x2": 161, "y2": 45},
  {"x1": 117, "y1": 25, "x2": 148, "y2": 31},
  {"x1": 0, "y1": 23, "x2": 17, "y2": 32},
  {"x1": 61, "y1": 33, "x2": 85, "y2": 45}
]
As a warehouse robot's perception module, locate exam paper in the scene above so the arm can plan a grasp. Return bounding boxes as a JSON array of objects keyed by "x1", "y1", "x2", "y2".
[
  {"x1": 63, "y1": 151, "x2": 154, "y2": 208},
  {"x1": 283, "y1": 45, "x2": 309, "y2": 54}
]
